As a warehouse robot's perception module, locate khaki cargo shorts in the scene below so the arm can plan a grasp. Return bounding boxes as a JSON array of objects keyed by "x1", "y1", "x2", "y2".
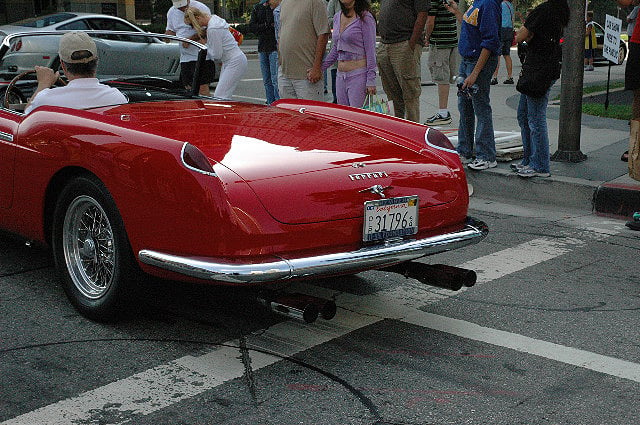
[{"x1": 427, "y1": 46, "x2": 458, "y2": 85}]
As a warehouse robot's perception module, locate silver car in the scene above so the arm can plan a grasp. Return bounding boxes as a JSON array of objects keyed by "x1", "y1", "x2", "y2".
[{"x1": 0, "y1": 13, "x2": 184, "y2": 81}]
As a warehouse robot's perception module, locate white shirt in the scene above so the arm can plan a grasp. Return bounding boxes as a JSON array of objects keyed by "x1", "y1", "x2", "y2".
[
  {"x1": 166, "y1": 0, "x2": 211, "y2": 62},
  {"x1": 206, "y1": 15, "x2": 244, "y2": 63},
  {"x1": 24, "y1": 78, "x2": 127, "y2": 114}
]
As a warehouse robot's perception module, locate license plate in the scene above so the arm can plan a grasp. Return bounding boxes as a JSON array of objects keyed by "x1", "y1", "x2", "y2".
[{"x1": 363, "y1": 196, "x2": 419, "y2": 242}]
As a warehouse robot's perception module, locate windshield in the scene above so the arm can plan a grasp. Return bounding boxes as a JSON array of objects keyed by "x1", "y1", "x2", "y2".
[{"x1": 12, "y1": 13, "x2": 77, "y2": 28}]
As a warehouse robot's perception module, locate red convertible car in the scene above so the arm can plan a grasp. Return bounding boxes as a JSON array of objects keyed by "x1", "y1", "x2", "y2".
[{"x1": 0, "y1": 31, "x2": 487, "y2": 321}]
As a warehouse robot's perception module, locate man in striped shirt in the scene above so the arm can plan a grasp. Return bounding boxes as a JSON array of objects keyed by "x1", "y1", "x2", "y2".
[{"x1": 424, "y1": 0, "x2": 459, "y2": 126}]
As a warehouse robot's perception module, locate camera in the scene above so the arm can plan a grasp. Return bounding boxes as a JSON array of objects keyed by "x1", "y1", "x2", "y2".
[{"x1": 455, "y1": 76, "x2": 479, "y2": 99}]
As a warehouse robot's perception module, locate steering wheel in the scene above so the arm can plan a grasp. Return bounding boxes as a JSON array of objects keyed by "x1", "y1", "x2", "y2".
[{"x1": 3, "y1": 69, "x2": 67, "y2": 111}]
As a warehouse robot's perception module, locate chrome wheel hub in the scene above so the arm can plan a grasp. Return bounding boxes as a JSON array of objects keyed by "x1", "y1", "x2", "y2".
[{"x1": 62, "y1": 195, "x2": 115, "y2": 299}]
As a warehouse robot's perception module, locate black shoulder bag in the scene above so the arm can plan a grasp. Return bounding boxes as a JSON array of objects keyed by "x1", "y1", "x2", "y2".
[{"x1": 516, "y1": 38, "x2": 561, "y2": 98}]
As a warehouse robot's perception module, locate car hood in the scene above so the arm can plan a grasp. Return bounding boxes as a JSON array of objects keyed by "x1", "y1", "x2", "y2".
[{"x1": 108, "y1": 101, "x2": 462, "y2": 224}]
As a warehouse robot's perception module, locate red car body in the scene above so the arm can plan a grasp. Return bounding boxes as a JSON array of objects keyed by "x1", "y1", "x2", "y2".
[{"x1": 0, "y1": 31, "x2": 487, "y2": 320}]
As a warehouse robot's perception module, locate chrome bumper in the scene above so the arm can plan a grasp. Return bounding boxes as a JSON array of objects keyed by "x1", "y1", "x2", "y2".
[{"x1": 138, "y1": 217, "x2": 488, "y2": 284}]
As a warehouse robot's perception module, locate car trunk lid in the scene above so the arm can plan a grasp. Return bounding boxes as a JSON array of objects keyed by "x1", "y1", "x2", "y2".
[{"x1": 108, "y1": 101, "x2": 462, "y2": 224}]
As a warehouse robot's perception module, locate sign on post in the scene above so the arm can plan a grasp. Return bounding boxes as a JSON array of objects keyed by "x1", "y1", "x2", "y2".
[{"x1": 603, "y1": 14, "x2": 623, "y2": 64}]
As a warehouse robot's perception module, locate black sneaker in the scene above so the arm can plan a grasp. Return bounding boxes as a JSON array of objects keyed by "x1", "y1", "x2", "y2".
[
  {"x1": 626, "y1": 220, "x2": 640, "y2": 231},
  {"x1": 503, "y1": 77, "x2": 514, "y2": 84},
  {"x1": 490, "y1": 78, "x2": 498, "y2": 85},
  {"x1": 424, "y1": 112, "x2": 452, "y2": 126}
]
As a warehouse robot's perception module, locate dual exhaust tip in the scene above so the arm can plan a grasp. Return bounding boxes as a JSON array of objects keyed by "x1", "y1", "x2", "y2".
[
  {"x1": 257, "y1": 291, "x2": 337, "y2": 324},
  {"x1": 257, "y1": 263, "x2": 477, "y2": 324}
]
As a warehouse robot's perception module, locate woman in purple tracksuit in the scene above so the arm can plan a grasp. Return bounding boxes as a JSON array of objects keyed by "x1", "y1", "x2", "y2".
[{"x1": 321, "y1": 0, "x2": 377, "y2": 108}]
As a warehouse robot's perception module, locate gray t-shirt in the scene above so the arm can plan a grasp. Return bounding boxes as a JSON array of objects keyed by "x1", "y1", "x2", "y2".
[{"x1": 378, "y1": 0, "x2": 430, "y2": 44}]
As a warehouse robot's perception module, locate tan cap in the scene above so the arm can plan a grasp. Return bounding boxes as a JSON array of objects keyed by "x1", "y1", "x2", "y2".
[
  {"x1": 172, "y1": 0, "x2": 188, "y2": 7},
  {"x1": 58, "y1": 31, "x2": 98, "y2": 64}
]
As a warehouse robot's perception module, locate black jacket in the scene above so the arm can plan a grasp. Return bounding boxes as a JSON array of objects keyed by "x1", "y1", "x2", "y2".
[{"x1": 249, "y1": 2, "x2": 277, "y2": 52}]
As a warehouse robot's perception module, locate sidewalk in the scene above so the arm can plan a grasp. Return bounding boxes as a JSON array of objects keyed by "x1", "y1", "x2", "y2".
[{"x1": 417, "y1": 56, "x2": 640, "y2": 220}]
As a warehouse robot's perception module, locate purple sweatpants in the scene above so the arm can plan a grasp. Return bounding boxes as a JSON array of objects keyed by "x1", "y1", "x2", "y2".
[{"x1": 336, "y1": 67, "x2": 368, "y2": 108}]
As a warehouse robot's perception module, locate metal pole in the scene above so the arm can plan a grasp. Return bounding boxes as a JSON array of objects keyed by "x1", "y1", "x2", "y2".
[
  {"x1": 552, "y1": 0, "x2": 587, "y2": 163},
  {"x1": 605, "y1": 62, "x2": 611, "y2": 110}
]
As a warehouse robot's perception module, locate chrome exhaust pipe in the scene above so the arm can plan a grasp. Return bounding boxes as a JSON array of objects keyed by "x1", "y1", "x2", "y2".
[
  {"x1": 381, "y1": 262, "x2": 477, "y2": 291},
  {"x1": 289, "y1": 294, "x2": 337, "y2": 320},
  {"x1": 257, "y1": 291, "x2": 337, "y2": 323}
]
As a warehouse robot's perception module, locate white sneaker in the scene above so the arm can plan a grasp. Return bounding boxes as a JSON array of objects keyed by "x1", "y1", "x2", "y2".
[
  {"x1": 517, "y1": 166, "x2": 550, "y2": 178},
  {"x1": 424, "y1": 112, "x2": 452, "y2": 126},
  {"x1": 468, "y1": 159, "x2": 497, "y2": 170}
]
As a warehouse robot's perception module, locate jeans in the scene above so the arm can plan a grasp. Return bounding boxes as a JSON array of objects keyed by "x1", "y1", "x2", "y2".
[
  {"x1": 259, "y1": 51, "x2": 279, "y2": 104},
  {"x1": 516, "y1": 81, "x2": 555, "y2": 173},
  {"x1": 456, "y1": 55, "x2": 498, "y2": 161}
]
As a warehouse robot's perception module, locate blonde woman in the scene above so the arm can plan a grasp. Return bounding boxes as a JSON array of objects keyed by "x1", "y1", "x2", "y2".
[{"x1": 184, "y1": 7, "x2": 247, "y2": 100}]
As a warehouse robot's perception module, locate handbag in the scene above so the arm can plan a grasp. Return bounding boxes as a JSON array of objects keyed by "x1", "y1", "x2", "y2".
[
  {"x1": 362, "y1": 94, "x2": 390, "y2": 115},
  {"x1": 516, "y1": 60, "x2": 559, "y2": 98},
  {"x1": 229, "y1": 26, "x2": 244, "y2": 45}
]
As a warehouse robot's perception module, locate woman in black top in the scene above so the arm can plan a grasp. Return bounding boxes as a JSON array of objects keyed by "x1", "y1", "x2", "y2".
[{"x1": 512, "y1": 0, "x2": 570, "y2": 178}]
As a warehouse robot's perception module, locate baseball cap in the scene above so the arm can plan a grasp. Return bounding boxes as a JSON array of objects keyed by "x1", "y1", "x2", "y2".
[
  {"x1": 58, "y1": 31, "x2": 98, "y2": 63},
  {"x1": 172, "y1": 0, "x2": 188, "y2": 7}
]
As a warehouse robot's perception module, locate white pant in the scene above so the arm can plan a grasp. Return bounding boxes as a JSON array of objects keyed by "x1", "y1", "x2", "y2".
[
  {"x1": 214, "y1": 52, "x2": 248, "y2": 100},
  {"x1": 278, "y1": 70, "x2": 324, "y2": 101}
]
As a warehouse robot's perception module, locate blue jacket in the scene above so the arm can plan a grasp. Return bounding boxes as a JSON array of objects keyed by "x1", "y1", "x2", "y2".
[{"x1": 458, "y1": 0, "x2": 501, "y2": 58}]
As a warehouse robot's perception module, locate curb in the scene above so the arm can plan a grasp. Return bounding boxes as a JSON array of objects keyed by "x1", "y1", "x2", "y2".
[
  {"x1": 466, "y1": 167, "x2": 600, "y2": 211},
  {"x1": 593, "y1": 181, "x2": 640, "y2": 217},
  {"x1": 468, "y1": 166, "x2": 640, "y2": 217}
]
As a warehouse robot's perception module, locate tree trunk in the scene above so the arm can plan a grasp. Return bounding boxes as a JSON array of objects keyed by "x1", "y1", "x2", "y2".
[{"x1": 552, "y1": 0, "x2": 587, "y2": 162}]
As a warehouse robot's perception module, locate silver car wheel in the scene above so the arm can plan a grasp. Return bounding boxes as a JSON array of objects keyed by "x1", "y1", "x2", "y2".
[{"x1": 62, "y1": 195, "x2": 115, "y2": 300}]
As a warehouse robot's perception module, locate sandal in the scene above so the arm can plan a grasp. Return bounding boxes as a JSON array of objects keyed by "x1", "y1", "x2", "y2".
[{"x1": 621, "y1": 151, "x2": 629, "y2": 162}]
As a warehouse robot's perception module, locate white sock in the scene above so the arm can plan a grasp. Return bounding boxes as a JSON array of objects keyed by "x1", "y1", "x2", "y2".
[{"x1": 439, "y1": 109, "x2": 449, "y2": 116}]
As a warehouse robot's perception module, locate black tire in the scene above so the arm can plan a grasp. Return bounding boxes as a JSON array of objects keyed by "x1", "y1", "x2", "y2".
[{"x1": 52, "y1": 175, "x2": 137, "y2": 321}]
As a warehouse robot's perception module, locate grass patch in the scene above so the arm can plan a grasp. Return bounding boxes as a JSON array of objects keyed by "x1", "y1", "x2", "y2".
[
  {"x1": 550, "y1": 80, "x2": 632, "y2": 119},
  {"x1": 552, "y1": 81, "x2": 626, "y2": 101},
  {"x1": 582, "y1": 103, "x2": 632, "y2": 120},
  {"x1": 582, "y1": 81, "x2": 625, "y2": 95}
]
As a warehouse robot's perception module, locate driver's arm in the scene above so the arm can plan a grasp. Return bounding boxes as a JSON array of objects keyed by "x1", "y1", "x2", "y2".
[{"x1": 24, "y1": 66, "x2": 60, "y2": 113}]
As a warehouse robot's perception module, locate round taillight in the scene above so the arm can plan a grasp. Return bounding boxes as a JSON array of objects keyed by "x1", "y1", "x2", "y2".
[
  {"x1": 181, "y1": 143, "x2": 216, "y2": 176},
  {"x1": 425, "y1": 128, "x2": 456, "y2": 153}
]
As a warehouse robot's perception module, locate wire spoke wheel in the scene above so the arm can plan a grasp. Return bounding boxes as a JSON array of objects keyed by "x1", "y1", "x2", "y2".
[{"x1": 63, "y1": 195, "x2": 116, "y2": 299}]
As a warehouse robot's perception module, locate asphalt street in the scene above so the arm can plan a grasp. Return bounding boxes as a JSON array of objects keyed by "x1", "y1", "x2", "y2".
[{"x1": 2, "y1": 198, "x2": 639, "y2": 424}]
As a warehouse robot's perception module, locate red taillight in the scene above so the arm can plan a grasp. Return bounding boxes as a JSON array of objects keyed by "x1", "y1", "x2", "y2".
[
  {"x1": 10, "y1": 40, "x2": 22, "y2": 52},
  {"x1": 425, "y1": 128, "x2": 456, "y2": 152},
  {"x1": 181, "y1": 143, "x2": 216, "y2": 175}
]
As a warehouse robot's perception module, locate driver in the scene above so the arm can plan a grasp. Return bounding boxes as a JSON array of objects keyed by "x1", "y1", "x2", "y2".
[{"x1": 24, "y1": 31, "x2": 127, "y2": 114}]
